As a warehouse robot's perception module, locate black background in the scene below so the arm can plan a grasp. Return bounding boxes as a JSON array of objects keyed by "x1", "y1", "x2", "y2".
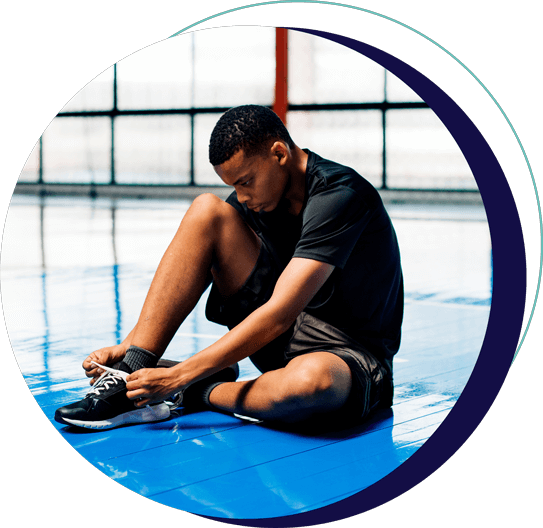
[{"x1": 2, "y1": 1, "x2": 542, "y2": 525}]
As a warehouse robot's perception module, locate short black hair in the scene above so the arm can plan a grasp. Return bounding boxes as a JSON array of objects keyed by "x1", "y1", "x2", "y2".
[{"x1": 209, "y1": 105, "x2": 294, "y2": 166}]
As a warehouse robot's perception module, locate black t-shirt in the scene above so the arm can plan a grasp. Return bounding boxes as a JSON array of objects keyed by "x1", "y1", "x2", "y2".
[{"x1": 225, "y1": 150, "x2": 403, "y2": 376}]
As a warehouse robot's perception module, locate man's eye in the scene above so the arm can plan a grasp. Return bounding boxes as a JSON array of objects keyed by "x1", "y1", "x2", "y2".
[{"x1": 241, "y1": 179, "x2": 251, "y2": 187}]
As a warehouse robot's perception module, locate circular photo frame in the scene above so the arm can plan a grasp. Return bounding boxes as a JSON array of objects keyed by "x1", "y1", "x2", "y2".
[{"x1": 2, "y1": 4, "x2": 538, "y2": 528}]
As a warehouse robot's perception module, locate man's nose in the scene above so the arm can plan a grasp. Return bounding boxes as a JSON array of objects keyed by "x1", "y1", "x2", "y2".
[{"x1": 236, "y1": 189, "x2": 250, "y2": 204}]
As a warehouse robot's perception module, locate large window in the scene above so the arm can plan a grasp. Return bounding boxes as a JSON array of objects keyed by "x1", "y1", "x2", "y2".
[
  {"x1": 288, "y1": 30, "x2": 384, "y2": 104},
  {"x1": 386, "y1": 110, "x2": 476, "y2": 189},
  {"x1": 17, "y1": 27, "x2": 475, "y2": 192},
  {"x1": 116, "y1": 38, "x2": 193, "y2": 111},
  {"x1": 288, "y1": 110, "x2": 383, "y2": 187},
  {"x1": 115, "y1": 116, "x2": 191, "y2": 185},
  {"x1": 192, "y1": 27, "x2": 275, "y2": 108},
  {"x1": 42, "y1": 117, "x2": 111, "y2": 184}
]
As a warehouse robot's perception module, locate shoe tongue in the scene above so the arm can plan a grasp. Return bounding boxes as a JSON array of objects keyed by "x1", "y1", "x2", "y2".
[{"x1": 116, "y1": 361, "x2": 133, "y2": 375}]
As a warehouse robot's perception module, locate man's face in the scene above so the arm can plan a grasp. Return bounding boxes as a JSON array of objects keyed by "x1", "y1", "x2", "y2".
[{"x1": 214, "y1": 146, "x2": 288, "y2": 213}]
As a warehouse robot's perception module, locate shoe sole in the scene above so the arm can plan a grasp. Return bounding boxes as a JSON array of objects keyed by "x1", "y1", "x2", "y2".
[{"x1": 57, "y1": 403, "x2": 171, "y2": 430}]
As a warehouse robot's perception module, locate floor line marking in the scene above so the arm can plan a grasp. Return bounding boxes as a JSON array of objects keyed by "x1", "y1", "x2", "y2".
[{"x1": 406, "y1": 299, "x2": 490, "y2": 311}]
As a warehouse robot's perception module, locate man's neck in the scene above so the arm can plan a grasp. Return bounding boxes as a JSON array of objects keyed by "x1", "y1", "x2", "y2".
[{"x1": 284, "y1": 146, "x2": 308, "y2": 216}]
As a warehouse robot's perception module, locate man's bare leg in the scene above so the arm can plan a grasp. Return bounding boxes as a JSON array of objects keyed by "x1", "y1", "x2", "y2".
[
  {"x1": 129, "y1": 193, "x2": 261, "y2": 356},
  {"x1": 209, "y1": 352, "x2": 353, "y2": 424},
  {"x1": 57, "y1": 194, "x2": 263, "y2": 428},
  {"x1": 85, "y1": 192, "x2": 262, "y2": 381}
]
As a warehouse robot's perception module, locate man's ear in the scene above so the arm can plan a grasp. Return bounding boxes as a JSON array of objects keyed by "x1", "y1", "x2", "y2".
[{"x1": 271, "y1": 141, "x2": 289, "y2": 165}]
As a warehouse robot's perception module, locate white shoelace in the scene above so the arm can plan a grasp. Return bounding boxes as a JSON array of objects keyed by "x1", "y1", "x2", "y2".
[{"x1": 88, "y1": 361, "x2": 128, "y2": 396}]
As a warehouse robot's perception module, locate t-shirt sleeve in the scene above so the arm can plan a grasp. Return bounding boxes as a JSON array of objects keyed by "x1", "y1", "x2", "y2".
[
  {"x1": 225, "y1": 190, "x2": 242, "y2": 211},
  {"x1": 293, "y1": 187, "x2": 372, "y2": 269}
]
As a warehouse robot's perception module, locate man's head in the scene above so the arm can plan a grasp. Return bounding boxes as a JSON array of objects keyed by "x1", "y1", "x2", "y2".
[
  {"x1": 209, "y1": 105, "x2": 294, "y2": 166},
  {"x1": 210, "y1": 105, "x2": 304, "y2": 214}
]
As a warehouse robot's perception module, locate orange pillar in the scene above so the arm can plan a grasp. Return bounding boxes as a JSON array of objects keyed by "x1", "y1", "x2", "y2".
[{"x1": 273, "y1": 28, "x2": 289, "y2": 125}]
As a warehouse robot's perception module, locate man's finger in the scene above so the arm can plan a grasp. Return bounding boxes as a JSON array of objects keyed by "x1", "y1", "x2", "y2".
[
  {"x1": 126, "y1": 388, "x2": 147, "y2": 400},
  {"x1": 85, "y1": 367, "x2": 103, "y2": 378},
  {"x1": 83, "y1": 355, "x2": 98, "y2": 371},
  {"x1": 125, "y1": 377, "x2": 142, "y2": 390}
]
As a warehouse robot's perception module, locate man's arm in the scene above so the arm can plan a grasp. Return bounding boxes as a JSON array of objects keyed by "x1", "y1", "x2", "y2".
[{"x1": 125, "y1": 257, "x2": 334, "y2": 405}]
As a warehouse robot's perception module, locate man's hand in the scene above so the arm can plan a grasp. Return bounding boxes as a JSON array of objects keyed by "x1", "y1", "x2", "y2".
[
  {"x1": 126, "y1": 368, "x2": 182, "y2": 407},
  {"x1": 83, "y1": 344, "x2": 127, "y2": 384}
]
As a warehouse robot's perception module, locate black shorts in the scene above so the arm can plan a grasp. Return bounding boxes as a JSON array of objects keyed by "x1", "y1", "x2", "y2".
[{"x1": 206, "y1": 239, "x2": 392, "y2": 423}]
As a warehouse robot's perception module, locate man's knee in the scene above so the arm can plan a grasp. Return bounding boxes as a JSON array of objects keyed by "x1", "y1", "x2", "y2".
[
  {"x1": 183, "y1": 194, "x2": 238, "y2": 242},
  {"x1": 188, "y1": 193, "x2": 227, "y2": 222},
  {"x1": 188, "y1": 193, "x2": 246, "y2": 232},
  {"x1": 278, "y1": 353, "x2": 352, "y2": 409}
]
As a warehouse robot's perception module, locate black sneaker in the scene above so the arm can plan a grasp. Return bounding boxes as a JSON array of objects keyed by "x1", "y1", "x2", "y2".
[{"x1": 54, "y1": 362, "x2": 170, "y2": 430}]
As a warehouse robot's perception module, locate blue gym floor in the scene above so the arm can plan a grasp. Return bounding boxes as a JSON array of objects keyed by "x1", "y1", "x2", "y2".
[{"x1": 1, "y1": 194, "x2": 491, "y2": 519}]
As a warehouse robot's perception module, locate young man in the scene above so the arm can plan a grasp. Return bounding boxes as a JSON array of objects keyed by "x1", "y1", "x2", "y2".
[{"x1": 55, "y1": 105, "x2": 403, "y2": 430}]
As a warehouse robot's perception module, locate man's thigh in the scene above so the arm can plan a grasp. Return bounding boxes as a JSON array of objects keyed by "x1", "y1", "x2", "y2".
[{"x1": 201, "y1": 195, "x2": 262, "y2": 298}]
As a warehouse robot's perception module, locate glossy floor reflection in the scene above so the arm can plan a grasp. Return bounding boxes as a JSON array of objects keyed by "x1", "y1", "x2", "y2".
[{"x1": 2, "y1": 195, "x2": 491, "y2": 518}]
